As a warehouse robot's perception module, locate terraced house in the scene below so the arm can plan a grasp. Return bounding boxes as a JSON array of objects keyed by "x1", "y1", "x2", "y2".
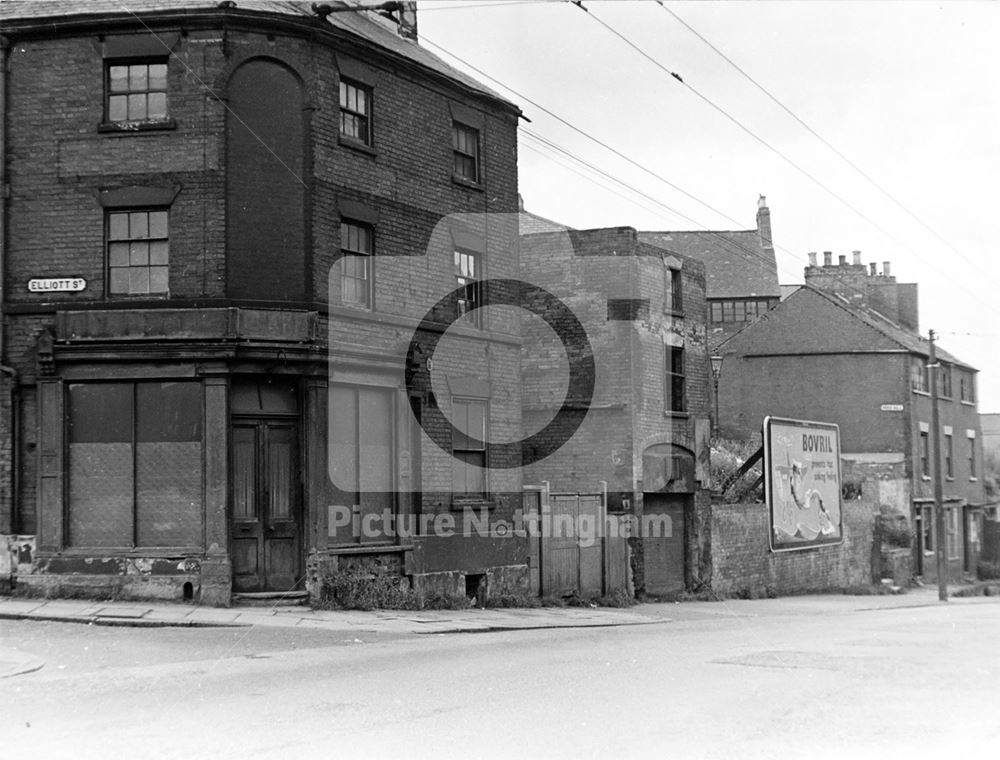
[{"x1": 0, "y1": 1, "x2": 527, "y2": 604}]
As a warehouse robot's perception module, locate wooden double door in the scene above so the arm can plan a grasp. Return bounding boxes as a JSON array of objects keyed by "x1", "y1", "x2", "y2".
[{"x1": 231, "y1": 417, "x2": 301, "y2": 592}]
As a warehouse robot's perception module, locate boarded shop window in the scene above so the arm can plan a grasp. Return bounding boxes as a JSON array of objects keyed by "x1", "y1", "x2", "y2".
[
  {"x1": 329, "y1": 385, "x2": 394, "y2": 544},
  {"x1": 68, "y1": 382, "x2": 202, "y2": 548},
  {"x1": 107, "y1": 209, "x2": 169, "y2": 296},
  {"x1": 452, "y1": 398, "x2": 487, "y2": 499},
  {"x1": 106, "y1": 61, "x2": 168, "y2": 122},
  {"x1": 339, "y1": 79, "x2": 372, "y2": 146},
  {"x1": 339, "y1": 221, "x2": 374, "y2": 308}
]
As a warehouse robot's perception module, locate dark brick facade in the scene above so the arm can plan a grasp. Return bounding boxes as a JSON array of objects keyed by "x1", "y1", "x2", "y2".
[{"x1": 0, "y1": 4, "x2": 524, "y2": 604}]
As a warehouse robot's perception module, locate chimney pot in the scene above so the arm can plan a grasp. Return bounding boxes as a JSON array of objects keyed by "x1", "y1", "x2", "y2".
[
  {"x1": 823, "y1": 251, "x2": 832, "y2": 266},
  {"x1": 870, "y1": 263, "x2": 877, "y2": 276},
  {"x1": 838, "y1": 254, "x2": 847, "y2": 266},
  {"x1": 883, "y1": 261, "x2": 891, "y2": 277},
  {"x1": 808, "y1": 252, "x2": 817, "y2": 267},
  {"x1": 852, "y1": 250, "x2": 862, "y2": 265}
]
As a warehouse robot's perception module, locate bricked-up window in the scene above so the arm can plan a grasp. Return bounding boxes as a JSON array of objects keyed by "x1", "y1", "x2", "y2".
[
  {"x1": 329, "y1": 385, "x2": 394, "y2": 544},
  {"x1": 665, "y1": 347, "x2": 685, "y2": 413},
  {"x1": 107, "y1": 61, "x2": 168, "y2": 122},
  {"x1": 664, "y1": 267, "x2": 682, "y2": 313},
  {"x1": 920, "y1": 428, "x2": 930, "y2": 477},
  {"x1": 945, "y1": 432, "x2": 954, "y2": 478},
  {"x1": 911, "y1": 357, "x2": 929, "y2": 393},
  {"x1": 455, "y1": 249, "x2": 482, "y2": 328},
  {"x1": 340, "y1": 221, "x2": 373, "y2": 308},
  {"x1": 937, "y1": 363, "x2": 953, "y2": 398},
  {"x1": 960, "y1": 372, "x2": 976, "y2": 403},
  {"x1": 452, "y1": 122, "x2": 480, "y2": 182},
  {"x1": 68, "y1": 382, "x2": 202, "y2": 548},
  {"x1": 339, "y1": 79, "x2": 372, "y2": 146},
  {"x1": 107, "y1": 209, "x2": 169, "y2": 296},
  {"x1": 452, "y1": 398, "x2": 487, "y2": 499}
]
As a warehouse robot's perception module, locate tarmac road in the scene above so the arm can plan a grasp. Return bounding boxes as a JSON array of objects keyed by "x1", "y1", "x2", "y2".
[{"x1": 2, "y1": 591, "x2": 999, "y2": 759}]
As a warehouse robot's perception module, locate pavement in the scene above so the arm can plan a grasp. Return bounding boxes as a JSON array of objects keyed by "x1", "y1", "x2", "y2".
[{"x1": 2, "y1": 584, "x2": 997, "y2": 679}]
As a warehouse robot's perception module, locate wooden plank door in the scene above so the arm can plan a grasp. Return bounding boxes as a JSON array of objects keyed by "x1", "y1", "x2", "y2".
[{"x1": 231, "y1": 420, "x2": 301, "y2": 592}]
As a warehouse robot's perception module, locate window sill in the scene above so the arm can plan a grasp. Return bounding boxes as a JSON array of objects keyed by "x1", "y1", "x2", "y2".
[
  {"x1": 970, "y1": 477, "x2": 978, "y2": 483},
  {"x1": 664, "y1": 410, "x2": 689, "y2": 419},
  {"x1": 338, "y1": 135, "x2": 377, "y2": 156},
  {"x1": 912, "y1": 389, "x2": 930, "y2": 397},
  {"x1": 663, "y1": 309, "x2": 685, "y2": 319},
  {"x1": 99, "y1": 118, "x2": 178, "y2": 133},
  {"x1": 451, "y1": 174, "x2": 484, "y2": 192},
  {"x1": 922, "y1": 476, "x2": 932, "y2": 481},
  {"x1": 961, "y1": 400, "x2": 977, "y2": 407},
  {"x1": 946, "y1": 477, "x2": 955, "y2": 482},
  {"x1": 326, "y1": 543, "x2": 414, "y2": 555}
]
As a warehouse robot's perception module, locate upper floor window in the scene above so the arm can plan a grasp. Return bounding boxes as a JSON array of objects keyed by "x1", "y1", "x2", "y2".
[
  {"x1": 664, "y1": 267, "x2": 682, "y2": 313},
  {"x1": 454, "y1": 249, "x2": 482, "y2": 328},
  {"x1": 107, "y1": 209, "x2": 169, "y2": 296},
  {"x1": 960, "y1": 372, "x2": 976, "y2": 403},
  {"x1": 968, "y1": 432, "x2": 977, "y2": 479},
  {"x1": 911, "y1": 357, "x2": 929, "y2": 393},
  {"x1": 919, "y1": 426, "x2": 930, "y2": 477},
  {"x1": 665, "y1": 346, "x2": 686, "y2": 413},
  {"x1": 107, "y1": 61, "x2": 168, "y2": 123},
  {"x1": 944, "y1": 431, "x2": 954, "y2": 478},
  {"x1": 709, "y1": 298, "x2": 773, "y2": 324},
  {"x1": 339, "y1": 79, "x2": 372, "y2": 146},
  {"x1": 452, "y1": 122, "x2": 480, "y2": 183},
  {"x1": 339, "y1": 220, "x2": 373, "y2": 308},
  {"x1": 937, "y1": 363, "x2": 952, "y2": 398}
]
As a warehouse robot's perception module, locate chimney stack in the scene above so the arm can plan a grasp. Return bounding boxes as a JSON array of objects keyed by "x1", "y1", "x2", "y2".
[
  {"x1": 883, "y1": 261, "x2": 891, "y2": 277},
  {"x1": 870, "y1": 262, "x2": 877, "y2": 276},
  {"x1": 808, "y1": 251, "x2": 817, "y2": 267},
  {"x1": 823, "y1": 251, "x2": 832, "y2": 266},
  {"x1": 756, "y1": 195, "x2": 773, "y2": 252},
  {"x1": 853, "y1": 250, "x2": 862, "y2": 265},
  {"x1": 838, "y1": 254, "x2": 847, "y2": 266}
]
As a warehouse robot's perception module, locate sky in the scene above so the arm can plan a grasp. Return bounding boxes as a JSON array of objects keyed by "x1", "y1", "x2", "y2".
[{"x1": 416, "y1": 0, "x2": 1000, "y2": 413}]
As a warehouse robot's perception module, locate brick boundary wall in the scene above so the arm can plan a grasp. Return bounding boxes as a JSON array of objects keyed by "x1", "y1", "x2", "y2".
[{"x1": 709, "y1": 499, "x2": 877, "y2": 596}]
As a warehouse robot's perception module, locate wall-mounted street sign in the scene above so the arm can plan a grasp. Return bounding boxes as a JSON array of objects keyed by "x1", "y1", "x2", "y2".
[
  {"x1": 27, "y1": 278, "x2": 87, "y2": 293},
  {"x1": 880, "y1": 404, "x2": 904, "y2": 412},
  {"x1": 764, "y1": 416, "x2": 844, "y2": 552}
]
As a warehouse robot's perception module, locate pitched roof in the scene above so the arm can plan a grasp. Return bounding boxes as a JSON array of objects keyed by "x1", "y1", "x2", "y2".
[
  {"x1": 638, "y1": 229, "x2": 779, "y2": 299},
  {"x1": 0, "y1": 0, "x2": 515, "y2": 109},
  {"x1": 722, "y1": 284, "x2": 976, "y2": 371}
]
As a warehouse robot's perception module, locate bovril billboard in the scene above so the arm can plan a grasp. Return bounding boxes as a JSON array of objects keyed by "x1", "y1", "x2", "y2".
[{"x1": 763, "y1": 416, "x2": 843, "y2": 551}]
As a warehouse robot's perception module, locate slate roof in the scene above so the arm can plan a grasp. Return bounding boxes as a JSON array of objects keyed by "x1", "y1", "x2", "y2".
[
  {"x1": 0, "y1": 0, "x2": 515, "y2": 109},
  {"x1": 723, "y1": 284, "x2": 976, "y2": 371},
  {"x1": 638, "y1": 229, "x2": 779, "y2": 300}
]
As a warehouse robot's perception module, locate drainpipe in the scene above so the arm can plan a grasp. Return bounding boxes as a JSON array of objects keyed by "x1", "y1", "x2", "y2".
[{"x1": 1, "y1": 37, "x2": 18, "y2": 533}]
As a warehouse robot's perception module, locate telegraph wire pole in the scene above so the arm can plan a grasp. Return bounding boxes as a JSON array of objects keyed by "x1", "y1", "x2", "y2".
[{"x1": 929, "y1": 330, "x2": 948, "y2": 602}]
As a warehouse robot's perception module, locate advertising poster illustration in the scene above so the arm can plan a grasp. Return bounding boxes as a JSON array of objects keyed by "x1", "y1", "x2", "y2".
[{"x1": 764, "y1": 417, "x2": 843, "y2": 551}]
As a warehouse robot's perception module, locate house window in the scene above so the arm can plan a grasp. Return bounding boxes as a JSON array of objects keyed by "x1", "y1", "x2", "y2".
[
  {"x1": 329, "y1": 385, "x2": 394, "y2": 544},
  {"x1": 107, "y1": 209, "x2": 169, "y2": 296},
  {"x1": 946, "y1": 507, "x2": 960, "y2": 560},
  {"x1": 960, "y1": 372, "x2": 976, "y2": 403},
  {"x1": 454, "y1": 249, "x2": 482, "y2": 328},
  {"x1": 708, "y1": 298, "x2": 773, "y2": 324},
  {"x1": 937, "y1": 363, "x2": 952, "y2": 398},
  {"x1": 968, "y1": 433, "x2": 977, "y2": 479},
  {"x1": 452, "y1": 122, "x2": 479, "y2": 182},
  {"x1": 452, "y1": 398, "x2": 487, "y2": 499},
  {"x1": 339, "y1": 221, "x2": 373, "y2": 308},
  {"x1": 919, "y1": 428, "x2": 930, "y2": 477},
  {"x1": 911, "y1": 357, "x2": 928, "y2": 393},
  {"x1": 944, "y1": 432, "x2": 954, "y2": 478},
  {"x1": 710, "y1": 302, "x2": 722, "y2": 323},
  {"x1": 339, "y1": 79, "x2": 372, "y2": 146},
  {"x1": 107, "y1": 61, "x2": 168, "y2": 122},
  {"x1": 666, "y1": 346, "x2": 685, "y2": 413},
  {"x1": 664, "y1": 267, "x2": 682, "y2": 313},
  {"x1": 68, "y1": 382, "x2": 202, "y2": 548}
]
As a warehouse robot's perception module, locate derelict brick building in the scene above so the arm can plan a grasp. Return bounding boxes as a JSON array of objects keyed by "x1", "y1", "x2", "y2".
[{"x1": 0, "y1": 1, "x2": 526, "y2": 604}]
